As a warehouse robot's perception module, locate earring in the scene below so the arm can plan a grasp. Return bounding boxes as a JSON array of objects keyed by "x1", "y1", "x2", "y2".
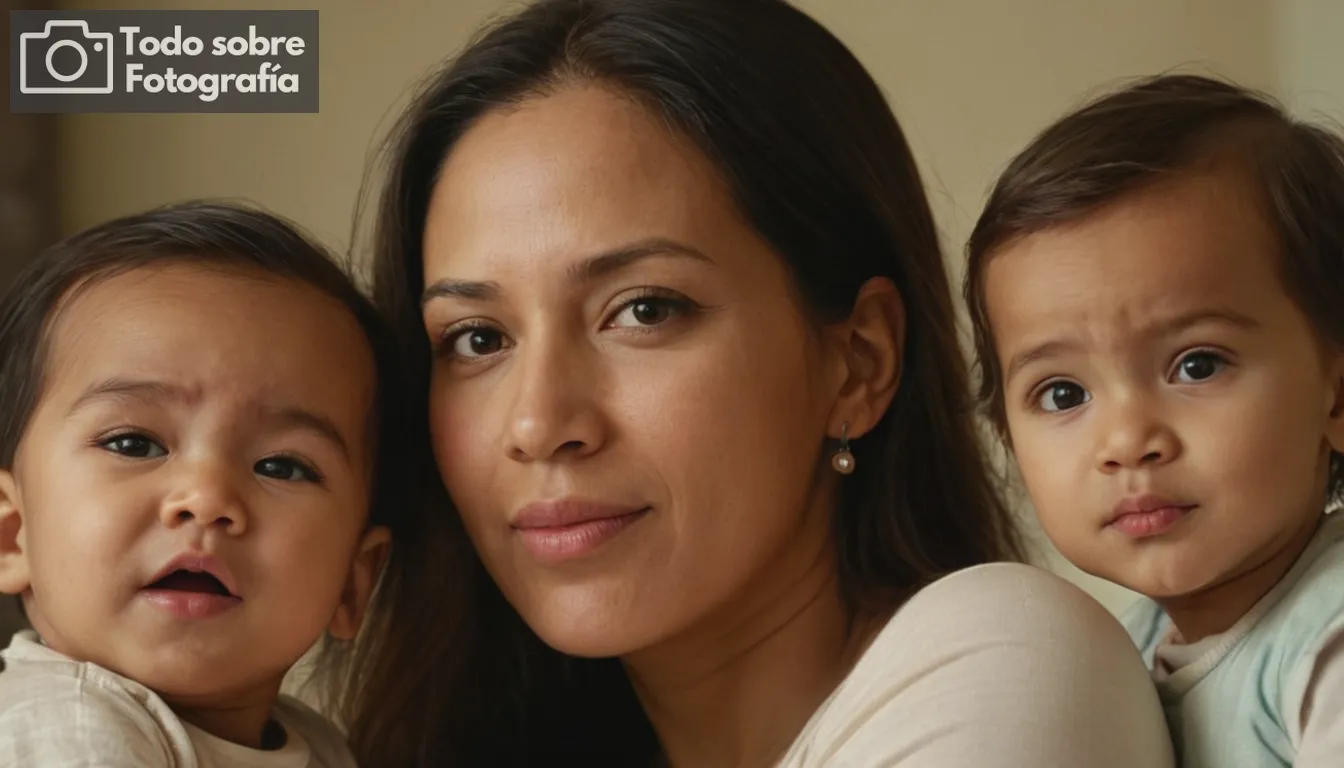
[{"x1": 831, "y1": 422, "x2": 856, "y2": 475}]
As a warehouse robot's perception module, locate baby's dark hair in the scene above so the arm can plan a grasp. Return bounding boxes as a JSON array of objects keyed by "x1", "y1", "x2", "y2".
[
  {"x1": 0, "y1": 199, "x2": 409, "y2": 554},
  {"x1": 964, "y1": 74, "x2": 1344, "y2": 507}
]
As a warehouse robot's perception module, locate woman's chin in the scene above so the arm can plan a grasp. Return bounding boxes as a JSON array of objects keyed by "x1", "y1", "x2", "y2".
[
  {"x1": 537, "y1": 631, "x2": 639, "y2": 659},
  {"x1": 515, "y1": 589, "x2": 670, "y2": 659}
]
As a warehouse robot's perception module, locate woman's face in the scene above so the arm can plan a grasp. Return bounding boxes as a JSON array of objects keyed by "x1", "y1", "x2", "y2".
[{"x1": 420, "y1": 86, "x2": 845, "y2": 657}]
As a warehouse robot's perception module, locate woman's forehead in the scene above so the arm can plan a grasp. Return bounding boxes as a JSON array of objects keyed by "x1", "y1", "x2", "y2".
[{"x1": 421, "y1": 86, "x2": 758, "y2": 285}]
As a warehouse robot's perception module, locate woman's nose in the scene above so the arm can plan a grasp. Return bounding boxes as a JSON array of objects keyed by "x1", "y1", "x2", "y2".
[{"x1": 504, "y1": 335, "x2": 607, "y2": 463}]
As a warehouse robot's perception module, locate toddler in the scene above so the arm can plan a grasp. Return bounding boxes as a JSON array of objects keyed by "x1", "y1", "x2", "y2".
[
  {"x1": 965, "y1": 75, "x2": 1344, "y2": 766},
  {"x1": 0, "y1": 201, "x2": 404, "y2": 766}
]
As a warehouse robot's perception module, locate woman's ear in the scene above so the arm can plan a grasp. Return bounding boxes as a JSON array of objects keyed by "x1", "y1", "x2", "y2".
[
  {"x1": 0, "y1": 471, "x2": 31, "y2": 596},
  {"x1": 328, "y1": 527, "x2": 392, "y2": 641},
  {"x1": 822, "y1": 276, "x2": 905, "y2": 439}
]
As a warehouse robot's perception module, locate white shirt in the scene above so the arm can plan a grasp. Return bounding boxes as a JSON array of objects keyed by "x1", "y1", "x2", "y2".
[{"x1": 0, "y1": 630, "x2": 356, "y2": 768}]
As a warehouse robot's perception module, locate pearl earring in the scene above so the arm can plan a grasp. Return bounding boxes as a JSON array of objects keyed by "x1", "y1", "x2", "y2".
[{"x1": 831, "y1": 422, "x2": 855, "y2": 475}]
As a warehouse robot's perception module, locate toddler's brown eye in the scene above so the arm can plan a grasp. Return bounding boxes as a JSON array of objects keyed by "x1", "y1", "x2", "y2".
[
  {"x1": 1038, "y1": 382, "x2": 1090, "y2": 413},
  {"x1": 1175, "y1": 352, "x2": 1226, "y2": 383},
  {"x1": 255, "y1": 457, "x2": 321, "y2": 483},
  {"x1": 101, "y1": 434, "x2": 167, "y2": 459}
]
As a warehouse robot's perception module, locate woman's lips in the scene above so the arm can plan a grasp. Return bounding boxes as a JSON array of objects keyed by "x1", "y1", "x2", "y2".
[{"x1": 512, "y1": 499, "x2": 652, "y2": 563}]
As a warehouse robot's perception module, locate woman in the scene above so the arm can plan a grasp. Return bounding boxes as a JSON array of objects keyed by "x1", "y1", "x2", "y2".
[{"x1": 334, "y1": 0, "x2": 1175, "y2": 765}]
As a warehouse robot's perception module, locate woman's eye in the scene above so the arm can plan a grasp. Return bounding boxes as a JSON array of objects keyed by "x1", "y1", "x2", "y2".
[
  {"x1": 447, "y1": 326, "x2": 507, "y2": 359},
  {"x1": 254, "y1": 457, "x2": 321, "y2": 483},
  {"x1": 1036, "y1": 382, "x2": 1091, "y2": 413},
  {"x1": 100, "y1": 433, "x2": 167, "y2": 459},
  {"x1": 607, "y1": 297, "x2": 687, "y2": 329},
  {"x1": 1172, "y1": 351, "x2": 1227, "y2": 384}
]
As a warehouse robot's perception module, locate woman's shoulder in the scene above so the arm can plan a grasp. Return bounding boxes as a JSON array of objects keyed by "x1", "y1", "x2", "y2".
[
  {"x1": 779, "y1": 563, "x2": 1175, "y2": 767},
  {"x1": 911, "y1": 560, "x2": 1100, "y2": 605},
  {"x1": 889, "y1": 561, "x2": 1117, "y2": 638},
  {"x1": 858, "y1": 562, "x2": 1139, "y2": 688}
]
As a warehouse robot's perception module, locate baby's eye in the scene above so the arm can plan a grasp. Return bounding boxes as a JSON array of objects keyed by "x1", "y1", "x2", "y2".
[
  {"x1": 254, "y1": 456, "x2": 322, "y2": 484},
  {"x1": 1172, "y1": 351, "x2": 1228, "y2": 384},
  {"x1": 100, "y1": 433, "x2": 167, "y2": 459},
  {"x1": 1036, "y1": 381, "x2": 1091, "y2": 413}
]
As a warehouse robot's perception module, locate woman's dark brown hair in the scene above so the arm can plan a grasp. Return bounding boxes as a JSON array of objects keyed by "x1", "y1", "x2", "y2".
[
  {"x1": 341, "y1": 0, "x2": 1023, "y2": 764},
  {"x1": 965, "y1": 73, "x2": 1344, "y2": 507}
]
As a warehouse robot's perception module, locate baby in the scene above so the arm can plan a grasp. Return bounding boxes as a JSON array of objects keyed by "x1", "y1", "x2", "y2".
[
  {"x1": 965, "y1": 74, "x2": 1344, "y2": 766},
  {"x1": 0, "y1": 201, "x2": 403, "y2": 766}
]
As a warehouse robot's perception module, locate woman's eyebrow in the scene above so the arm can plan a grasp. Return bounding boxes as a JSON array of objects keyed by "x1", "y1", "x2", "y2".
[
  {"x1": 567, "y1": 238, "x2": 712, "y2": 284},
  {"x1": 421, "y1": 278, "x2": 499, "y2": 305},
  {"x1": 421, "y1": 237, "x2": 711, "y2": 307}
]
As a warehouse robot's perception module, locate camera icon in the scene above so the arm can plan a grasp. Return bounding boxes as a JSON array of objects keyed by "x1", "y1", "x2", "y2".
[{"x1": 19, "y1": 20, "x2": 115, "y2": 95}]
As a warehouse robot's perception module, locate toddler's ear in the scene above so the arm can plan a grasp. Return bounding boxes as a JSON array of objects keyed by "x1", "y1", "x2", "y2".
[
  {"x1": 1327, "y1": 356, "x2": 1344, "y2": 455},
  {"x1": 0, "y1": 471, "x2": 30, "y2": 595},
  {"x1": 328, "y1": 527, "x2": 391, "y2": 641}
]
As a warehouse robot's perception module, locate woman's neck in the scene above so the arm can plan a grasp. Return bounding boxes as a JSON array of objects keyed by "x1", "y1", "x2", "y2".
[{"x1": 625, "y1": 541, "x2": 882, "y2": 768}]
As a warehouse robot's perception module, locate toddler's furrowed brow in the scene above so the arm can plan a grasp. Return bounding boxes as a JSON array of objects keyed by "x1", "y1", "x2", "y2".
[
  {"x1": 67, "y1": 378, "x2": 200, "y2": 416},
  {"x1": 255, "y1": 405, "x2": 351, "y2": 461},
  {"x1": 1005, "y1": 308, "x2": 1262, "y2": 380},
  {"x1": 1137, "y1": 307, "x2": 1262, "y2": 340},
  {"x1": 66, "y1": 377, "x2": 352, "y2": 461},
  {"x1": 1007, "y1": 338, "x2": 1086, "y2": 383}
]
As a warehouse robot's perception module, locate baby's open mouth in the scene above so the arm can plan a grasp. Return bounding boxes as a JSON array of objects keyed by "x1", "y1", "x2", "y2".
[{"x1": 146, "y1": 569, "x2": 235, "y2": 597}]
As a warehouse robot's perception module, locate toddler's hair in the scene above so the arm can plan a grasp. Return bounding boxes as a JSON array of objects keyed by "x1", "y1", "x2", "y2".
[{"x1": 964, "y1": 74, "x2": 1344, "y2": 506}]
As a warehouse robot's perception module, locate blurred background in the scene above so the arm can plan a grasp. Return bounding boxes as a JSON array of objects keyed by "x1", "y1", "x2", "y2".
[{"x1": 2, "y1": 0, "x2": 1342, "y2": 642}]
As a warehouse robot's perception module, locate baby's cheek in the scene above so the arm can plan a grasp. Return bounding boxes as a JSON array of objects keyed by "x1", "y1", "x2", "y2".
[
  {"x1": 1197, "y1": 414, "x2": 1295, "y2": 492},
  {"x1": 1020, "y1": 447, "x2": 1094, "y2": 540},
  {"x1": 1015, "y1": 436, "x2": 1066, "y2": 499},
  {"x1": 263, "y1": 524, "x2": 349, "y2": 597}
]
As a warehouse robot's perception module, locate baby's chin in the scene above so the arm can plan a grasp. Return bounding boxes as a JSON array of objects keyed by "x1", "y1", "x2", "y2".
[
  {"x1": 1083, "y1": 557, "x2": 1228, "y2": 604},
  {"x1": 127, "y1": 650, "x2": 292, "y2": 703},
  {"x1": 59, "y1": 631, "x2": 296, "y2": 704},
  {"x1": 29, "y1": 598, "x2": 314, "y2": 701}
]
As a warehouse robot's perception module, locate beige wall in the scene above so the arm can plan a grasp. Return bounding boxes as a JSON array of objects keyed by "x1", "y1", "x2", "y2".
[
  {"x1": 1275, "y1": 0, "x2": 1344, "y2": 119},
  {"x1": 57, "y1": 0, "x2": 1278, "y2": 254},
  {"x1": 57, "y1": 0, "x2": 516, "y2": 248},
  {"x1": 55, "y1": 0, "x2": 1340, "y2": 615}
]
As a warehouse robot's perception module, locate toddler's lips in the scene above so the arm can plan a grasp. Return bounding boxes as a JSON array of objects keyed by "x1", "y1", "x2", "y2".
[
  {"x1": 144, "y1": 552, "x2": 239, "y2": 597},
  {"x1": 139, "y1": 587, "x2": 241, "y2": 619},
  {"x1": 140, "y1": 553, "x2": 241, "y2": 619},
  {"x1": 146, "y1": 569, "x2": 233, "y2": 596},
  {"x1": 1109, "y1": 506, "x2": 1192, "y2": 537},
  {"x1": 1106, "y1": 494, "x2": 1197, "y2": 538}
]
